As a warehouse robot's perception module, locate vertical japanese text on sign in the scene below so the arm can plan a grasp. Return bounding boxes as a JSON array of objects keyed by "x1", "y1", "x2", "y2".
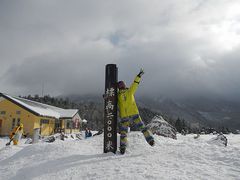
[{"x1": 104, "y1": 64, "x2": 118, "y2": 153}]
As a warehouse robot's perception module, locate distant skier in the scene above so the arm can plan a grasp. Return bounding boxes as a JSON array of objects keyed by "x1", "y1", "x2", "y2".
[
  {"x1": 85, "y1": 128, "x2": 92, "y2": 138},
  {"x1": 118, "y1": 68, "x2": 155, "y2": 154}
]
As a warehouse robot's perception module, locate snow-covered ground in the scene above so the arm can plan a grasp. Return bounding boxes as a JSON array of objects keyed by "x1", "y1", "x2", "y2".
[{"x1": 0, "y1": 133, "x2": 240, "y2": 180}]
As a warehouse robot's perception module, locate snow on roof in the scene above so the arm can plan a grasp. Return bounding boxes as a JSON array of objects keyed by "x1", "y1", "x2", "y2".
[
  {"x1": 82, "y1": 119, "x2": 87, "y2": 123},
  {"x1": 1, "y1": 93, "x2": 78, "y2": 119}
]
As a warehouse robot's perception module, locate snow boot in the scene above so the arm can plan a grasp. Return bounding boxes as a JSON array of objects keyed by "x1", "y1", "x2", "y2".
[
  {"x1": 142, "y1": 128, "x2": 155, "y2": 147},
  {"x1": 148, "y1": 139, "x2": 155, "y2": 146},
  {"x1": 120, "y1": 147, "x2": 126, "y2": 155}
]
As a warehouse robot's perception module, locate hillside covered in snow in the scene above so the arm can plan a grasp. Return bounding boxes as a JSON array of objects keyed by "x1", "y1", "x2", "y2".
[{"x1": 0, "y1": 133, "x2": 239, "y2": 180}]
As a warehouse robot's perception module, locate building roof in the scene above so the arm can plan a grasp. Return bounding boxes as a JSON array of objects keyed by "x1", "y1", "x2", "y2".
[{"x1": 0, "y1": 93, "x2": 79, "y2": 119}]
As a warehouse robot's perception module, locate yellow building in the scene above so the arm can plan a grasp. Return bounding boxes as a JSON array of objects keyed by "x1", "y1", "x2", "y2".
[{"x1": 0, "y1": 93, "x2": 82, "y2": 137}]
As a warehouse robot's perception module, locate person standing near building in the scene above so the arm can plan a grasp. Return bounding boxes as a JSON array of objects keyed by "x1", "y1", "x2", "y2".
[
  {"x1": 8, "y1": 123, "x2": 24, "y2": 145},
  {"x1": 118, "y1": 68, "x2": 155, "y2": 154},
  {"x1": 85, "y1": 128, "x2": 92, "y2": 138}
]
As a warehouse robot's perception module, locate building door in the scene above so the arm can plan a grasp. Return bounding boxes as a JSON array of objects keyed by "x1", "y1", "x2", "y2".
[
  {"x1": 54, "y1": 119, "x2": 60, "y2": 133},
  {"x1": 40, "y1": 119, "x2": 50, "y2": 136}
]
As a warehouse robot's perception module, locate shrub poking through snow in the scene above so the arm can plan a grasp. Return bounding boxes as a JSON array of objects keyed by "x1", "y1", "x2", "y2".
[
  {"x1": 209, "y1": 133, "x2": 228, "y2": 147},
  {"x1": 147, "y1": 115, "x2": 177, "y2": 139},
  {"x1": 194, "y1": 134, "x2": 200, "y2": 139}
]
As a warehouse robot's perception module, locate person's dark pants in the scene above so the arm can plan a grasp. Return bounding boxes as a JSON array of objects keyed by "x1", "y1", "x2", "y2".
[{"x1": 119, "y1": 114, "x2": 154, "y2": 149}]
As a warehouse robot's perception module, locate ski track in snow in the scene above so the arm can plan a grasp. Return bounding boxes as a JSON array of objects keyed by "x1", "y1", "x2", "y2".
[{"x1": 0, "y1": 133, "x2": 240, "y2": 180}]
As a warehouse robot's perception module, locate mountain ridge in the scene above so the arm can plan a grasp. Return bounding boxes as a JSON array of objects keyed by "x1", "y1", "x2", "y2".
[{"x1": 64, "y1": 94, "x2": 240, "y2": 130}]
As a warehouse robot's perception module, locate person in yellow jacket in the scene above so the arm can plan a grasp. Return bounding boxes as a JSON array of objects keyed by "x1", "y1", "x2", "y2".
[
  {"x1": 9, "y1": 123, "x2": 24, "y2": 145},
  {"x1": 118, "y1": 68, "x2": 154, "y2": 154}
]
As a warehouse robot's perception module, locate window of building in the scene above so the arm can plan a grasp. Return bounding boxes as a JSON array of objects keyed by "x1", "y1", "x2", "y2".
[
  {"x1": 40, "y1": 119, "x2": 49, "y2": 124},
  {"x1": 66, "y1": 121, "x2": 70, "y2": 129},
  {"x1": 66, "y1": 120, "x2": 72, "y2": 129},
  {"x1": 17, "y1": 118, "x2": 20, "y2": 125},
  {"x1": 55, "y1": 119, "x2": 60, "y2": 128},
  {"x1": 0, "y1": 111, "x2": 6, "y2": 115},
  {"x1": 12, "y1": 118, "x2": 16, "y2": 129}
]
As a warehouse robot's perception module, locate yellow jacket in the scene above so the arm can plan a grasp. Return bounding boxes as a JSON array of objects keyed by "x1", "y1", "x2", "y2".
[{"x1": 118, "y1": 75, "x2": 141, "y2": 118}]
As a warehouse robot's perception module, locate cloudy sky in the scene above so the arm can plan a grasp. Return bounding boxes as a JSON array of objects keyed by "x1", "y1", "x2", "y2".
[{"x1": 1, "y1": 0, "x2": 240, "y2": 100}]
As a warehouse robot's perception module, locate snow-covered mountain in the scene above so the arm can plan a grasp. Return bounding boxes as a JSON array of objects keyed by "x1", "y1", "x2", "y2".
[
  {"x1": 139, "y1": 96, "x2": 240, "y2": 130},
  {"x1": 147, "y1": 115, "x2": 177, "y2": 139},
  {"x1": 63, "y1": 94, "x2": 240, "y2": 130}
]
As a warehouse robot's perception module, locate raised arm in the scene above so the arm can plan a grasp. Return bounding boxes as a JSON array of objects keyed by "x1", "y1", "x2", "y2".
[{"x1": 129, "y1": 68, "x2": 144, "y2": 94}]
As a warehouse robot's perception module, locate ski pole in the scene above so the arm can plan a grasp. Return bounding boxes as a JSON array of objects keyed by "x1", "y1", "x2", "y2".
[{"x1": 6, "y1": 138, "x2": 13, "y2": 146}]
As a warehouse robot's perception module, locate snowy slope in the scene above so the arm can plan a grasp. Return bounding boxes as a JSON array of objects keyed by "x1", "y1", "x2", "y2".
[{"x1": 0, "y1": 133, "x2": 240, "y2": 180}]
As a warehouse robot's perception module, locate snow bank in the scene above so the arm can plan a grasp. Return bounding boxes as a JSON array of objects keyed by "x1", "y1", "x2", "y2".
[
  {"x1": 208, "y1": 134, "x2": 228, "y2": 146},
  {"x1": 0, "y1": 133, "x2": 240, "y2": 180},
  {"x1": 147, "y1": 115, "x2": 177, "y2": 139}
]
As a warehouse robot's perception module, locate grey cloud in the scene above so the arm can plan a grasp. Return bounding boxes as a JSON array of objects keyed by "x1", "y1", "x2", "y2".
[
  {"x1": 2, "y1": 45, "x2": 117, "y2": 96},
  {"x1": 1, "y1": 0, "x2": 240, "y2": 101}
]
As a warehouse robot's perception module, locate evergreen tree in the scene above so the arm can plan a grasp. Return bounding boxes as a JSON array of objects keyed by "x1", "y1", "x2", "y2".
[{"x1": 175, "y1": 118, "x2": 182, "y2": 133}]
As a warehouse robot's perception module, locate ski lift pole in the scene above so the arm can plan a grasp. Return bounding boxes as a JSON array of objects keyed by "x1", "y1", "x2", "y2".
[{"x1": 104, "y1": 64, "x2": 118, "y2": 153}]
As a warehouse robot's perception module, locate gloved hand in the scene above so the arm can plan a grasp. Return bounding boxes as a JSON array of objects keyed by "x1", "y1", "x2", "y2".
[{"x1": 137, "y1": 68, "x2": 144, "y2": 77}]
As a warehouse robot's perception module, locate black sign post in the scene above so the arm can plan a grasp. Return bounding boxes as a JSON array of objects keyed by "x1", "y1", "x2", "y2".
[{"x1": 104, "y1": 64, "x2": 118, "y2": 153}]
